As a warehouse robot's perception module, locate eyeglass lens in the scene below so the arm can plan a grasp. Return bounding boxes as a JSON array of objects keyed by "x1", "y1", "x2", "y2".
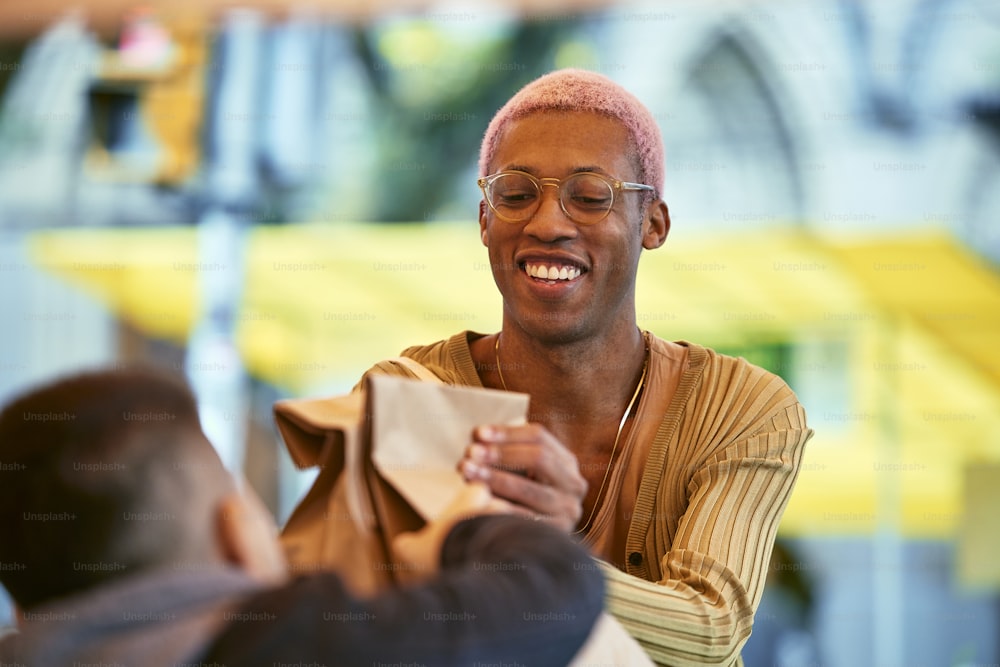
[{"x1": 488, "y1": 173, "x2": 614, "y2": 223}]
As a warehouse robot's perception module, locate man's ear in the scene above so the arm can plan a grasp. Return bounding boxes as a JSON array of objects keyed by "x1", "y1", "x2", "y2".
[
  {"x1": 479, "y1": 200, "x2": 489, "y2": 246},
  {"x1": 642, "y1": 199, "x2": 670, "y2": 250},
  {"x1": 216, "y1": 487, "x2": 288, "y2": 585}
]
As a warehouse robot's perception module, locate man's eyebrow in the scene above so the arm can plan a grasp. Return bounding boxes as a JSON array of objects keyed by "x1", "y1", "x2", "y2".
[
  {"x1": 499, "y1": 164, "x2": 611, "y2": 176},
  {"x1": 570, "y1": 165, "x2": 610, "y2": 176}
]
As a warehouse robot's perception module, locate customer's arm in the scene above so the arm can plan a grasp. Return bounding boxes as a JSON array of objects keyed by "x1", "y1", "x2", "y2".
[{"x1": 200, "y1": 515, "x2": 604, "y2": 667}]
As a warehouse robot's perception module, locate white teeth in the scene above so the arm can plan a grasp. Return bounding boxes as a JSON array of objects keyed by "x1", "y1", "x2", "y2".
[{"x1": 525, "y1": 263, "x2": 581, "y2": 281}]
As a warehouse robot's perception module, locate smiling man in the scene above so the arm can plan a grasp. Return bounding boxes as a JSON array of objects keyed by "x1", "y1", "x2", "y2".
[{"x1": 349, "y1": 68, "x2": 813, "y2": 666}]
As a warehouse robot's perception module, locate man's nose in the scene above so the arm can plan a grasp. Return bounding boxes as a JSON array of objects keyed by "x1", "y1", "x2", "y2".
[{"x1": 523, "y1": 184, "x2": 578, "y2": 242}]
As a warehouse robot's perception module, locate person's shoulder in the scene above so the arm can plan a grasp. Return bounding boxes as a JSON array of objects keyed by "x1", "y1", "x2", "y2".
[
  {"x1": 660, "y1": 338, "x2": 801, "y2": 412},
  {"x1": 664, "y1": 339, "x2": 787, "y2": 387},
  {"x1": 398, "y1": 333, "x2": 460, "y2": 363},
  {"x1": 661, "y1": 340, "x2": 810, "y2": 441},
  {"x1": 367, "y1": 331, "x2": 482, "y2": 386}
]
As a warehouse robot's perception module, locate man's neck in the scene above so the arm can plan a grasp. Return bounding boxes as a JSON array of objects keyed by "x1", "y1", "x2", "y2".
[{"x1": 487, "y1": 322, "x2": 648, "y2": 438}]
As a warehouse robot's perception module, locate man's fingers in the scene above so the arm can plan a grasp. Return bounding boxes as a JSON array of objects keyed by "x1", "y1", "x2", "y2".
[
  {"x1": 461, "y1": 422, "x2": 587, "y2": 532},
  {"x1": 465, "y1": 441, "x2": 585, "y2": 496},
  {"x1": 473, "y1": 423, "x2": 547, "y2": 444},
  {"x1": 476, "y1": 469, "x2": 583, "y2": 531}
]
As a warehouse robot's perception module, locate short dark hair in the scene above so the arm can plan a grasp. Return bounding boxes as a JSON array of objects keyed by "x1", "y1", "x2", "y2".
[{"x1": 0, "y1": 368, "x2": 229, "y2": 609}]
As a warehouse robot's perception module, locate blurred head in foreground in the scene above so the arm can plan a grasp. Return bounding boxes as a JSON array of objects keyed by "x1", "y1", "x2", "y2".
[{"x1": 0, "y1": 368, "x2": 284, "y2": 611}]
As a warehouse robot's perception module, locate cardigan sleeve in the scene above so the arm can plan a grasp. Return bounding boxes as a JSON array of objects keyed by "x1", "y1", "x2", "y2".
[{"x1": 608, "y1": 398, "x2": 812, "y2": 667}]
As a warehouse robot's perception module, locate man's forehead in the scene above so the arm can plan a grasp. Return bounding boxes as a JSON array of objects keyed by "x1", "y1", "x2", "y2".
[{"x1": 498, "y1": 163, "x2": 613, "y2": 177}]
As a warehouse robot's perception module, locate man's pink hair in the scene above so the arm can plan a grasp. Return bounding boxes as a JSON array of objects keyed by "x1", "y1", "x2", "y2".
[{"x1": 478, "y1": 68, "x2": 664, "y2": 196}]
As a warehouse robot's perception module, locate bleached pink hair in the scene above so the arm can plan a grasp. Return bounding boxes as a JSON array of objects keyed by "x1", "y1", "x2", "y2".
[{"x1": 478, "y1": 68, "x2": 664, "y2": 197}]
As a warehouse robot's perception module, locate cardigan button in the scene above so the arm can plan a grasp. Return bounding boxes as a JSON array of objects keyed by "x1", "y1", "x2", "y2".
[{"x1": 628, "y1": 551, "x2": 643, "y2": 567}]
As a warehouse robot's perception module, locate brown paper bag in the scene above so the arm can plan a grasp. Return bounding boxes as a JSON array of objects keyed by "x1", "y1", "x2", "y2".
[
  {"x1": 276, "y1": 368, "x2": 528, "y2": 594},
  {"x1": 275, "y1": 364, "x2": 655, "y2": 665}
]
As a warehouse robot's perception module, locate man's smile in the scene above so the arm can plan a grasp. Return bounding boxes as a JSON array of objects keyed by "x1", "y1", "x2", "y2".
[{"x1": 523, "y1": 261, "x2": 583, "y2": 282}]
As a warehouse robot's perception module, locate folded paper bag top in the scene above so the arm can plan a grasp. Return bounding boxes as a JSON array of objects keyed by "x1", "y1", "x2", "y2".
[
  {"x1": 274, "y1": 373, "x2": 530, "y2": 523},
  {"x1": 368, "y1": 374, "x2": 529, "y2": 519},
  {"x1": 273, "y1": 390, "x2": 365, "y2": 469}
]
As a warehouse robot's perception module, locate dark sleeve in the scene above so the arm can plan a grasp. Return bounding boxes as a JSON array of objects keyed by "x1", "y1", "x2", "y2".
[{"x1": 200, "y1": 515, "x2": 604, "y2": 667}]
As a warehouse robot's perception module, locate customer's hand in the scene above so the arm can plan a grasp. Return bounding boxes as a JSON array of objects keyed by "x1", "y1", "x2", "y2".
[{"x1": 392, "y1": 482, "x2": 510, "y2": 584}]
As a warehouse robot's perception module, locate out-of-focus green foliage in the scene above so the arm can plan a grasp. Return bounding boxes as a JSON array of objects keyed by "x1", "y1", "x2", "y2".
[{"x1": 350, "y1": 17, "x2": 581, "y2": 222}]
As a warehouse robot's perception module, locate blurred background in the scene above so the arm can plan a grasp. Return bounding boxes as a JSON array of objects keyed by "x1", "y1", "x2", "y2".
[{"x1": 1, "y1": 0, "x2": 999, "y2": 665}]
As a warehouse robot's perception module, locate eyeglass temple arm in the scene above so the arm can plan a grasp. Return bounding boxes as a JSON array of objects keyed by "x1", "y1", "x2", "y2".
[{"x1": 620, "y1": 181, "x2": 655, "y2": 192}]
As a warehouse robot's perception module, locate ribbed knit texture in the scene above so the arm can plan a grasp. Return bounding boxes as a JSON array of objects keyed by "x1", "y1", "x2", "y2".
[{"x1": 368, "y1": 331, "x2": 812, "y2": 667}]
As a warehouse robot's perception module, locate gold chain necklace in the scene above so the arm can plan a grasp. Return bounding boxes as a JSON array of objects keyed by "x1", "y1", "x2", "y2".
[{"x1": 493, "y1": 331, "x2": 650, "y2": 535}]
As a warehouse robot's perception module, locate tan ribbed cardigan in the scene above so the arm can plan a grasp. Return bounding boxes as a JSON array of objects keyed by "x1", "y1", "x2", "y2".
[{"x1": 365, "y1": 331, "x2": 812, "y2": 667}]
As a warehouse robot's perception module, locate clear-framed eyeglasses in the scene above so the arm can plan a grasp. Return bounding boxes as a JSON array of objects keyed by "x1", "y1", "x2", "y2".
[{"x1": 477, "y1": 170, "x2": 656, "y2": 225}]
